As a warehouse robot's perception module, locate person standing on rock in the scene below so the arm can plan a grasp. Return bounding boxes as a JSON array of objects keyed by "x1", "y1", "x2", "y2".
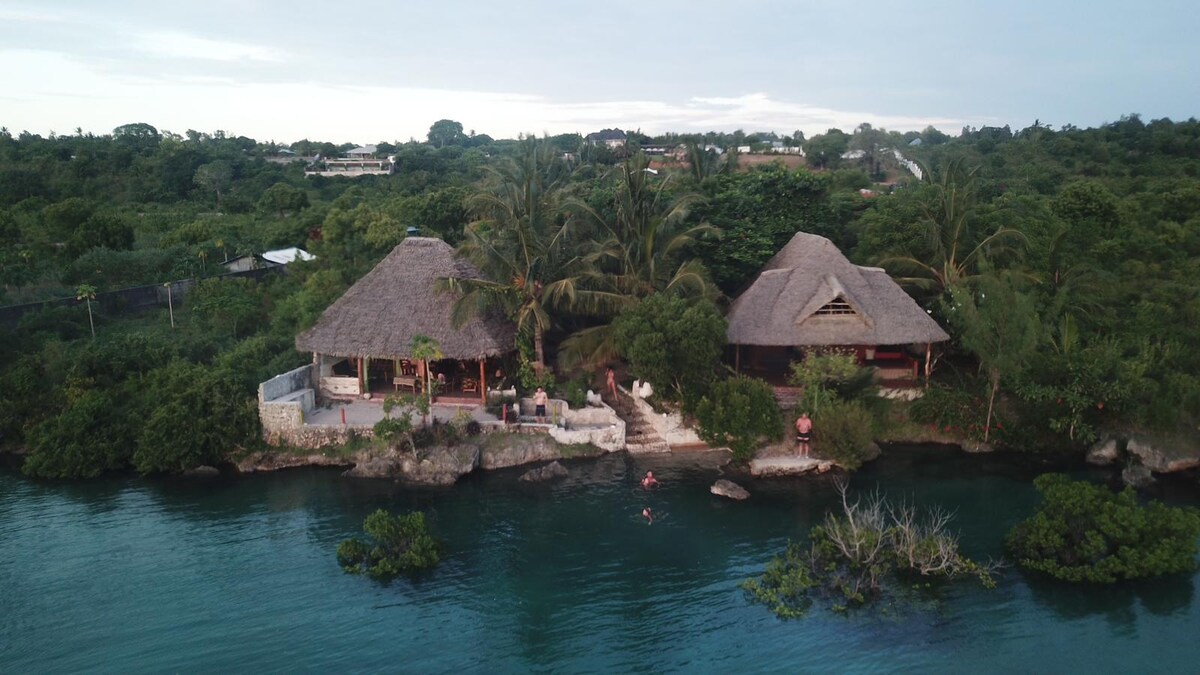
[
  {"x1": 795, "y1": 412, "x2": 813, "y2": 457},
  {"x1": 534, "y1": 387, "x2": 549, "y2": 424},
  {"x1": 606, "y1": 367, "x2": 618, "y2": 401}
]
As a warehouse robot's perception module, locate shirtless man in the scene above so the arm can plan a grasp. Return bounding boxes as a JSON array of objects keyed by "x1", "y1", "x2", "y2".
[
  {"x1": 606, "y1": 367, "x2": 618, "y2": 401},
  {"x1": 795, "y1": 412, "x2": 813, "y2": 457},
  {"x1": 642, "y1": 507, "x2": 654, "y2": 524},
  {"x1": 533, "y1": 387, "x2": 549, "y2": 424},
  {"x1": 641, "y1": 471, "x2": 659, "y2": 489}
]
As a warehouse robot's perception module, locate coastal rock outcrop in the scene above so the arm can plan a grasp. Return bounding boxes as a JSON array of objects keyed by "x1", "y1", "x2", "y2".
[
  {"x1": 346, "y1": 444, "x2": 480, "y2": 486},
  {"x1": 519, "y1": 461, "x2": 569, "y2": 482},
  {"x1": 183, "y1": 465, "x2": 220, "y2": 477},
  {"x1": 236, "y1": 451, "x2": 354, "y2": 473},
  {"x1": 480, "y1": 435, "x2": 604, "y2": 469},
  {"x1": 1121, "y1": 463, "x2": 1155, "y2": 489},
  {"x1": 1126, "y1": 434, "x2": 1200, "y2": 474},
  {"x1": 749, "y1": 456, "x2": 836, "y2": 477},
  {"x1": 710, "y1": 479, "x2": 750, "y2": 500},
  {"x1": 1086, "y1": 437, "x2": 1122, "y2": 466}
]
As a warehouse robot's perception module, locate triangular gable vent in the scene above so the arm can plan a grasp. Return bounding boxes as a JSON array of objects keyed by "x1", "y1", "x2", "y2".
[{"x1": 814, "y1": 297, "x2": 857, "y2": 316}]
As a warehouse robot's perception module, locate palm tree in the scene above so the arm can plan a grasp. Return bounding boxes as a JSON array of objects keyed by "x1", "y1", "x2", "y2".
[
  {"x1": 684, "y1": 142, "x2": 738, "y2": 183},
  {"x1": 445, "y1": 139, "x2": 617, "y2": 373},
  {"x1": 75, "y1": 283, "x2": 97, "y2": 338},
  {"x1": 880, "y1": 157, "x2": 1025, "y2": 296},
  {"x1": 560, "y1": 153, "x2": 719, "y2": 366}
]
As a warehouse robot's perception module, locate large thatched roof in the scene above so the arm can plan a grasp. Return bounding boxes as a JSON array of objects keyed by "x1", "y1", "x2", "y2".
[
  {"x1": 726, "y1": 232, "x2": 949, "y2": 346},
  {"x1": 296, "y1": 237, "x2": 516, "y2": 360}
]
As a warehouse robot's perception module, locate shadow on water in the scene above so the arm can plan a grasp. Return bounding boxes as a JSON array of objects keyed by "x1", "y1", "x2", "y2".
[{"x1": 1027, "y1": 573, "x2": 1196, "y2": 630}]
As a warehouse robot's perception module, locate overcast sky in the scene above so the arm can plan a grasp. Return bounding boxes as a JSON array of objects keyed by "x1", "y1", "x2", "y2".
[{"x1": 1, "y1": 0, "x2": 1196, "y2": 144}]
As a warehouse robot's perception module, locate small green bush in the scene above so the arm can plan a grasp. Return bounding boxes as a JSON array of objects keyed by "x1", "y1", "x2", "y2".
[
  {"x1": 337, "y1": 509, "x2": 440, "y2": 577},
  {"x1": 1006, "y1": 474, "x2": 1200, "y2": 583},
  {"x1": 815, "y1": 400, "x2": 876, "y2": 470},
  {"x1": 556, "y1": 377, "x2": 588, "y2": 410},
  {"x1": 694, "y1": 376, "x2": 783, "y2": 461}
]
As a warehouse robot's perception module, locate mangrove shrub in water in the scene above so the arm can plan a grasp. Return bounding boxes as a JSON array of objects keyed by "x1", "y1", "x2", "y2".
[
  {"x1": 744, "y1": 485, "x2": 995, "y2": 617},
  {"x1": 1006, "y1": 474, "x2": 1200, "y2": 583},
  {"x1": 337, "y1": 509, "x2": 440, "y2": 577}
]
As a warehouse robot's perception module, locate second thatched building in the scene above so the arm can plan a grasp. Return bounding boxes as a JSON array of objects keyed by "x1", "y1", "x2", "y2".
[{"x1": 725, "y1": 231, "x2": 949, "y2": 385}]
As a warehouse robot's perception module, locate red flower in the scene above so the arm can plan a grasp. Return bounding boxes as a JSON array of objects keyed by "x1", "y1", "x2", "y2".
[{"x1": 996, "y1": 423, "x2": 1004, "y2": 430}]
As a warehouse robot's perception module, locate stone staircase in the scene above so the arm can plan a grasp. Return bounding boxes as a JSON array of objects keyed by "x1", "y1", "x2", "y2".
[{"x1": 605, "y1": 392, "x2": 670, "y2": 454}]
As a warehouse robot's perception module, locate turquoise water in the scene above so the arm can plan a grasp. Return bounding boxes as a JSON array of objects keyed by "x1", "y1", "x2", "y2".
[{"x1": 2, "y1": 447, "x2": 1198, "y2": 673}]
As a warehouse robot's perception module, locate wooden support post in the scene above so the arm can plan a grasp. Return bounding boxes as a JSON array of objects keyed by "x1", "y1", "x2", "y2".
[
  {"x1": 356, "y1": 357, "x2": 364, "y2": 394},
  {"x1": 735, "y1": 344, "x2": 740, "y2": 373},
  {"x1": 363, "y1": 356, "x2": 370, "y2": 393},
  {"x1": 924, "y1": 343, "x2": 932, "y2": 389},
  {"x1": 479, "y1": 358, "x2": 486, "y2": 405}
]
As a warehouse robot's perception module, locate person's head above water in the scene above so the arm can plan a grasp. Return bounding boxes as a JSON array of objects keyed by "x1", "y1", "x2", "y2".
[{"x1": 645, "y1": 471, "x2": 654, "y2": 478}]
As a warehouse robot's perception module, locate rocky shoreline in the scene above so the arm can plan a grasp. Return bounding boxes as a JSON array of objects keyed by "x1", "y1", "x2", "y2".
[{"x1": 234, "y1": 434, "x2": 608, "y2": 486}]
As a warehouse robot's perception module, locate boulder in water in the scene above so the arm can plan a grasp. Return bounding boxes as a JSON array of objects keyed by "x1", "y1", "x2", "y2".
[
  {"x1": 519, "y1": 460, "x2": 569, "y2": 482},
  {"x1": 711, "y1": 479, "x2": 750, "y2": 500},
  {"x1": 1121, "y1": 462, "x2": 1155, "y2": 489},
  {"x1": 183, "y1": 465, "x2": 220, "y2": 477}
]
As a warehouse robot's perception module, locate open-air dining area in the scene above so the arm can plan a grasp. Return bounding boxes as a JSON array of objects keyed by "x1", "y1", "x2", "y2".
[{"x1": 295, "y1": 236, "x2": 518, "y2": 407}]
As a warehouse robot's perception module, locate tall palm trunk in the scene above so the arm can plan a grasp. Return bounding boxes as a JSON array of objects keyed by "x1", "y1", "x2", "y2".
[{"x1": 533, "y1": 327, "x2": 546, "y2": 374}]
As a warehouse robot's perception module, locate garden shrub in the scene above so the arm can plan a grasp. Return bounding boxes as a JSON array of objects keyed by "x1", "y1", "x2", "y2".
[
  {"x1": 1006, "y1": 474, "x2": 1200, "y2": 583},
  {"x1": 815, "y1": 399, "x2": 876, "y2": 470},
  {"x1": 693, "y1": 376, "x2": 782, "y2": 461},
  {"x1": 909, "y1": 384, "x2": 991, "y2": 439}
]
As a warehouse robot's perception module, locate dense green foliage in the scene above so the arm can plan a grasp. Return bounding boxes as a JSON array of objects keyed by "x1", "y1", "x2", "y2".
[
  {"x1": 1006, "y1": 474, "x2": 1200, "y2": 583},
  {"x1": 3, "y1": 114, "x2": 1198, "y2": 477},
  {"x1": 337, "y1": 509, "x2": 441, "y2": 577},
  {"x1": 744, "y1": 487, "x2": 994, "y2": 617},
  {"x1": 693, "y1": 377, "x2": 782, "y2": 461},
  {"x1": 855, "y1": 116, "x2": 1200, "y2": 446},
  {"x1": 612, "y1": 294, "x2": 726, "y2": 406}
]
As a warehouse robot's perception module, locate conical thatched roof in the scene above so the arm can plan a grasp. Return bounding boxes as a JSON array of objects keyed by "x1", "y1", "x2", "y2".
[
  {"x1": 296, "y1": 237, "x2": 516, "y2": 360},
  {"x1": 726, "y1": 232, "x2": 949, "y2": 346}
]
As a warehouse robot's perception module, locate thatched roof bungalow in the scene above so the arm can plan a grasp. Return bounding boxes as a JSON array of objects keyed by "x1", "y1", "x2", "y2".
[
  {"x1": 297, "y1": 237, "x2": 515, "y2": 401},
  {"x1": 726, "y1": 232, "x2": 949, "y2": 384}
]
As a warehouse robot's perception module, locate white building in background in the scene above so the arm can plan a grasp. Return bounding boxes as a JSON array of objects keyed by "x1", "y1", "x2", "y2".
[{"x1": 305, "y1": 145, "x2": 394, "y2": 177}]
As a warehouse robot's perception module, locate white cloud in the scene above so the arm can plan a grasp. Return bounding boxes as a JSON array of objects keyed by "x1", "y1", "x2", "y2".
[
  {"x1": 133, "y1": 31, "x2": 286, "y2": 63},
  {"x1": 0, "y1": 7, "x2": 70, "y2": 22},
  {"x1": 0, "y1": 50, "x2": 983, "y2": 142}
]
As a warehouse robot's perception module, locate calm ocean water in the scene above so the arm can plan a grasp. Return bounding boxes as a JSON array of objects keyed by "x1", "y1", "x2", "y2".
[{"x1": 2, "y1": 447, "x2": 1198, "y2": 674}]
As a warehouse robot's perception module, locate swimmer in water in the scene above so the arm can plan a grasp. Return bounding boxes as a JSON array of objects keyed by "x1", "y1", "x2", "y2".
[
  {"x1": 641, "y1": 471, "x2": 659, "y2": 489},
  {"x1": 642, "y1": 507, "x2": 654, "y2": 524}
]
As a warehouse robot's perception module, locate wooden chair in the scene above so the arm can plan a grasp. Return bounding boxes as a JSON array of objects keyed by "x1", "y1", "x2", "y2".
[{"x1": 461, "y1": 377, "x2": 478, "y2": 394}]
